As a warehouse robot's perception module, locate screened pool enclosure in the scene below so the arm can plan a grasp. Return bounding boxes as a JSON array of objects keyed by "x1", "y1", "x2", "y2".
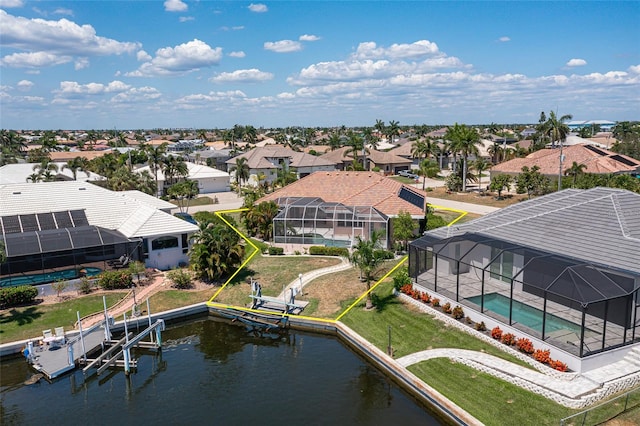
[
  {"x1": 409, "y1": 233, "x2": 640, "y2": 358},
  {"x1": 272, "y1": 197, "x2": 389, "y2": 248},
  {"x1": 1, "y1": 210, "x2": 141, "y2": 287}
]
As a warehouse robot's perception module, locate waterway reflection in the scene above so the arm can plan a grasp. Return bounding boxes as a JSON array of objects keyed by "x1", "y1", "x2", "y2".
[{"x1": 1, "y1": 317, "x2": 444, "y2": 425}]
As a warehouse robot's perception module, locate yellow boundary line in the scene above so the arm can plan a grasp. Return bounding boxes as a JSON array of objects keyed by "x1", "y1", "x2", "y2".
[{"x1": 204, "y1": 204, "x2": 467, "y2": 323}]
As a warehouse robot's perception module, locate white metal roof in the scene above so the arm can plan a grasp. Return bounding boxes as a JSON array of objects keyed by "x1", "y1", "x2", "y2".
[{"x1": 0, "y1": 181, "x2": 198, "y2": 238}]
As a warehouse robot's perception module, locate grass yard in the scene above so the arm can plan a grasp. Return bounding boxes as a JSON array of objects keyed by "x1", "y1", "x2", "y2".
[
  {"x1": 427, "y1": 186, "x2": 529, "y2": 207},
  {"x1": 169, "y1": 196, "x2": 215, "y2": 207},
  {"x1": 0, "y1": 292, "x2": 127, "y2": 344}
]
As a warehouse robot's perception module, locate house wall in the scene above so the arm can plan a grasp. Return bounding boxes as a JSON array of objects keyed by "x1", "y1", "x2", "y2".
[
  {"x1": 144, "y1": 232, "x2": 190, "y2": 270},
  {"x1": 196, "y1": 176, "x2": 230, "y2": 193}
]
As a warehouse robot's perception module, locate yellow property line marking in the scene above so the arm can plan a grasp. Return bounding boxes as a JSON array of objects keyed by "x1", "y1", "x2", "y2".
[{"x1": 205, "y1": 204, "x2": 468, "y2": 322}]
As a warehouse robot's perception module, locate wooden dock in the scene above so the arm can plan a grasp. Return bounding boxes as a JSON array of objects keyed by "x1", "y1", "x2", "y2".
[{"x1": 30, "y1": 324, "x2": 106, "y2": 380}]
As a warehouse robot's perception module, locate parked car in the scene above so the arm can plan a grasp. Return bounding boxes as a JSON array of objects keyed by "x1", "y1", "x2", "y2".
[{"x1": 398, "y1": 170, "x2": 419, "y2": 179}]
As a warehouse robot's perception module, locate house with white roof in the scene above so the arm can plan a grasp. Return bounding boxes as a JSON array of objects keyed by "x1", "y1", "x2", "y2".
[
  {"x1": 135, "y1": 162, "x2": 230, "y2": 195},
  {"x1": 0, "y1": 163, "x2": 105, "y2": 184},
  {"x1": 0, "y1": 181, "x2": 199, "y2": 283}
]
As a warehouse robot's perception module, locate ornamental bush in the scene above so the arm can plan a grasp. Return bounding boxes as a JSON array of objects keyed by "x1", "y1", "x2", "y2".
[
  {"x1": 166, "y1": 268, "x2": 193, "y2": 289},
  {"x1": 516, "y1": 337, "x2": 535, "y2": 354},
  {"x1": 308, "y1": 246, "x2": 349, "y2": 257},
  {"x1": 451, "y1": 305, "x2": 465, "y2": 320},
  {"x1": 0, "y1": 285, "x2": 38, "y2": 308},
  {"x1": 501, "y1": 333, "x2": 516, "y2": 346},
  {"x1": 98, "y1": 270, "x2": 133, "y2": 290},
  {"x1": 442, "y1": 302, "x2": 452, "y2": 314},
  {"x1": 268, "y1": 246, "x2": 284, "y2": 255},
  {"x1": 533, "y1": 349, "x2": 551, "y2": 364},
  {"x1": 475, "y1": 321, "x2": 487, "y2": 332},
  {"x1": 549, "y1": 359, "x2": 568, "y2": 372},
  {"x1": 491, "y1": 326, "x2": 503, "y2": 340},
  {"x1": 431, "y1": 298, "x2": 440, "y2": 307}
]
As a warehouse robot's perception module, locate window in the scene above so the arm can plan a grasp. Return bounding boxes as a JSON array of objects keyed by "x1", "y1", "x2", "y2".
[
  {"x1": 181, "y1": 233, "x2": 188, "y2": 254},
  {"x1": 151, "y1": 236, "x2": 179, "y2": 251},
  {"x1": 490, "y1": 247, "x2": 514, "y2": 283}
]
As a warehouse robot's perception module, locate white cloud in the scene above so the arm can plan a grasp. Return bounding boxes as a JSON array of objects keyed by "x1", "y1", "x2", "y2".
[
  {"x1": 229, "y1": 51, "x2": 246, "y2": 58},
  {"x1": 74, "y1": 57, "x2": 89, "y2": 70},
  {"x1": 498, "y1": 36, "x2": 510, "y2": 42},
  {"x1": 137, "y1": 50, "x2": 152, "y2": 61},
  {"x1": 53, "y1": 8, "x2": 74, "y2": 16},
  {"x1": 1, "y1": 51, "x2": 72, "y2": 68},
  {"x1": 111, "y1": 86, "x2": 162, "y2": 103},
  {"x1": 354, "y1": 40, "x2": 440, "y2": 60},
  {"x1": 299, "y1": 34, "x2": 320, "y2": 42},
  {"x1": 264, "y1": 40, "x2": 302, "y2": 53},
  {"x1": 16, "y1": 80, "x2": 33, "y2": 91},
  {"x1": 0, "y1": 0, "x2": 23, "y2": 7},
  {"x1": 127, "y1": 39, "x2": 223, "y2": 76},
  {"x1": 210, "y1": 69, "x2": 274, "y2": 83},
  {"x1": 55, "y1": 80, "x2": 131, "y2": 96},
  {"x1": 248, "y1": 3, "x2": 268, "y2": 13},
  {"x1": 629, "y1": 65, "x2": 640, "y2": 74},
  {"x1": 179, "y1": 16, "x2": 194, "y2": 22},
  {"x1": 0, "y1": 10, "x2": 140, "y2": 62},
  {"x1": 164, "y1": 0, "x2": 187, "y2": 12},
  {"x1": 566, "y1": 58, "x2": 587, "y2": 67}
]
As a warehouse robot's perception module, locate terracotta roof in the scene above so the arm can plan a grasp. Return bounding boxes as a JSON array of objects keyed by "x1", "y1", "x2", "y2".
[
  {"x1": 491, "y1": 144, "x2": 640, "y2": 175},
  {"x1": 49, "y1": 150, "x2": 113, "y2": 161},
  {"x1": 257, "y1": 171, "x2": 427, "y2": 216}
]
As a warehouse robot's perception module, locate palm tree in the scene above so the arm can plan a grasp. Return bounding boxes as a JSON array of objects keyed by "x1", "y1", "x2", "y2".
[
  {"x1": 143, "y1": 142, "x2": 168, "y2": 196},
  {"x1": 445, "y1": 123, "x2": 481, "y2": 192},
  {"x1": 231, "y1": 157, "x2": 250, "y2": 191},
  {"x1": 62, "y1": 156, "x2": 90, "y2": 180},
  {"x1": 545, "y1": 110, "x2": 573, "y2": 190},
  {"x1": 350, "y1": 230, "x2": 386, "y2": 310},
  {"x1": 418, "y1": 159, "x2": 440, "y2": 190},
  {"x1": 162, "y1": 155, "x2": 189, "y2": 187},
  {"x1": 343, "y1": 132, "x2": 368, "y2": 170},
  {"x1": 473, "y1": 158, "x2": 490, "y2": 193},
  {"x1": 374, "y1": 119, "x2": 385, "y2": 138},
  {"x1": 565, "y1": 161, "x2": 587, "y2": 188},
  {"x1": 0, "y1": 130, "x2": 27, "y2": 165},
  {"x1": 386, "y1": 120, "x2": 400, "y2": 144},
  {"x1": 327, "y1": 133, "x2": 342, "y2": 151},
  {"x1": 32, "y1": 160, "x2": 59, "y2": 182},
  {"x1": 243, "y1": 125, "x2": 257, "y2": 144}
]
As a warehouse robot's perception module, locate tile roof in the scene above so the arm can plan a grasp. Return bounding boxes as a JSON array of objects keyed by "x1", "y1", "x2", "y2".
[
  {"x1": 425, "y1": 187, "x2": 640, "y2": 275},
  {"x1": 258, "y1": 171, "x2": 427, "y2": 216},
  {"x1": 491, "y1": 144, "x2": 640, "y2": 175},
  {"x1": 226, "y1": 146, "x2": 335, "y2": 169},
  {"x1": 0, "y1": 181, "x2": 197, "y2": 238}
]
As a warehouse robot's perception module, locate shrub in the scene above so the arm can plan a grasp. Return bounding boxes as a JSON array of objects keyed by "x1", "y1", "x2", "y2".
[
  {"x1": 392, "y1": 267, "x2": 412, "y2": 291},
  {"x1": 431, "y1": 298, "x2": 440, "y2": 307},
  {"x1": 411, "y1": 290, "x2": 420, "y2": 300},
  {"x1": 268, "y1": 246, "x2": 284, "y2": 255},
  {"x1": 77, "y1": 277, "x2": 94, "y2": 295},
  {"x1": 451, "y1": 305, "x2": 465, "y2": 320},
  {"x1": 516, "y1": 337, "x2": 534, "y2": 354},
  {"x1": 491, "y1": 326, "x2": 503, "y2": 340},
  {"x1": 465, "y1": 316, "x2": 473, "y2": 325},
  {"x1": 166, "y1": 268, "x2": 193, "y2": 289},
  {"x1": 533, "y1": 349, "x2": 551, "y2": 364},
  {"x1": 501, "y1": 333, "x2": 516, "y2": 346},
  {"x1": 399, "y1": 284, "x2": 413, "y2": 295},
  {"x1": 308, "y1": 246, "x2": 349, "y2": 257},
  {"x1": 374, "y1": 249, "x2": 395, "y2": 260},
  {"x1": 0, "y1": 285, "x2": 39, "y2": 308},
  {"x1": 51, "y1": 280, "x2": 68, "y2": 298},
  {"x1": 549, "y1": 359, "x2": 568, "y2": 372},
  {"x1": 420, "y1": 292, "x2": 431, "y2": 304},
  {"x1": 98, "y1": 270, "x2": 133, "y2": 290},
  {"x1": 475, "y1": 321, "x2": 487, "y2": 332},
  {"x1": 442, "y1": 302, "x2": 452, "y2": 314}
]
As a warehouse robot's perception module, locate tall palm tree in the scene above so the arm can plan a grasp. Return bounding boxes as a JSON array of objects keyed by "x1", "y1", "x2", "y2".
[
  {"x1": 418, "y1": 159, "x2": 440, "y2": 190},
  {"x1": 143, "y1": 142, "x2": 168, "y2": 196},
  {"x1": 63, "y1": 156, "x2": 90, "y2": 180},
  {"x1": 545, "y1": 110, "x2": 573, "y2": 190},
  {"x1": 0, "y1": 130, "x2": 27, "y2": 165},
  {"x1": 327, "y1": 133, "x2": 342, "y2": 151},
  {"x1": 343, "y1": 132, "x2": 368, "y2": 170},
  {"x1": 473, "y1": 158, "x2": 490, "y2": 193},
  {"x1": 32, "y1": 160, "x2": 59, "y2": 182},
  {"x1": 231, "y1": 157, "x2": 250, "y2": 191},
  {"x1": 386, "y1": 120, "x2": 400, "y2": 144},
  {"x1": 565, "y1": 161, "x2": 587, "y2": 188},
  {"x1": 374, "y1": 119, "x2": 385, "y2": 138},
  {"x1": 162, "y1": 155, "x2": 189, "y2": 187},
  {"x1": 350, "y1": 230, "x2": 386, "y2": 310},
  {"x1": 445, "y1": 123, "x2": 481, "y2": 192}
]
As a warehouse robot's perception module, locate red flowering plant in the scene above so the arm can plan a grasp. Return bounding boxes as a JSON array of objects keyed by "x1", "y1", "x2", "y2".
[
  {"x1": 501, "y1": 333, "x2": 516, "y2": 346},
  {"x1": 491, "y1": 326, "x2": 503, "y2": 340},
  {"x1": 516, "y1": 338, "x2": 534, "y2": 354},
  {"x1": 533, "y1": 349, "x2": 551, "y2": 364}
]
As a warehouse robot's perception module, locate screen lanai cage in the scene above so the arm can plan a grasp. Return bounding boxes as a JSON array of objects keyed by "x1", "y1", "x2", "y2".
[
  {"x1": 1, "y1": 210, "x2": 141, "y2": 287},
  {"x1": 272, "y1": 197, "x2": 389, "y2": 249},
  {"x1": 409, "y1": 233, "x2": 640, "y2": 358}
]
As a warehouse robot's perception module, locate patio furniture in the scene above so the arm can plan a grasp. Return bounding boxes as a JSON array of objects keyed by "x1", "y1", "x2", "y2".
[{"x1": 54, "y1": 327, "x2": 65, "y2": 342}]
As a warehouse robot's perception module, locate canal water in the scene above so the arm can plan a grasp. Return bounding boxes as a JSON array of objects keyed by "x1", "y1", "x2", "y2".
[{"x1": 1, "y1": 317, "x2": 445, "y2": 425}]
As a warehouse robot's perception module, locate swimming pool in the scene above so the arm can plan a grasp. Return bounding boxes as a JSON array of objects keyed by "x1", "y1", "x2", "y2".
[
  {"x1": 0, "y1": 267, "x2": 102, "y2": 287},
  {"x1": 467, "y1": 293, "x2": 583, "y2": 335}
]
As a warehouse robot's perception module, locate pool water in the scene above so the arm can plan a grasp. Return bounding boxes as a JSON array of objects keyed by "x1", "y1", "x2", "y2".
[
  {"x1": 467, "y1": 293, "x2": 583, "y2": 335},
  {"x1": 0, "y1": 267, "x2": 102, "y2": 287}
]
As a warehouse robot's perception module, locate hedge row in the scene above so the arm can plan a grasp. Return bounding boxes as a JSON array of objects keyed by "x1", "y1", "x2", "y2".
[
  {"x1": 308, "y1": 246, "x2": 349, "y2": 257},
  {"x1": 97, "y1": 270, "x2": 133, "y2": 290},
  {"x1": 0, "y1": 285, "x2": 39, "y2": 308}
]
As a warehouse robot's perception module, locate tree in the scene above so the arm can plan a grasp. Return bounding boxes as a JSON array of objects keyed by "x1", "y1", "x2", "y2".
[
  {"x1": 162, "y1": 155, "x2": 189, "y2": 187},
  {"x1": 0, "y1": 130, "x2": 27, "y2": 165},
  {"x1": 327, "y1": 133, "x2": 342, "y2": 151},
  {"x1": 230, "y1": 157, "x2": 250, "y2": 191},
  {"x1": 545, "y1": 110, "x2": 573, "y2": 190},
  {"x1": 51, "y1": 280, "x2": 67, "y2": 299},
  {"x1": 473, "y1": 158, "x2": 490, "y2": 193},
  {"x1": 386, "y1": 120, "x2": 400, "y2": 144},
  {"x1": 190, "y1": 222, "x2": 244, "y2": 282},
  {"x1": 445, "y1": 123, "x2": 481, "y2": 192},
  {"x1": 343, "y1": 132, "x2": 368, "y2": 170},
  {"x1": 243, "y1": 201, "x2": 280, "y2": 240},
  {"x1": 565, "y1": 161, "x2": 587, "y2": 188},
  {"x1": 143, "y1": 142, "x2": 168, "y2": 196},
  {"x1": 0, "y1": 240, "x2": 6, "y2": 264},
  {"x1": 32, "y1": 160, "x2": 59, "y2": 182},
  {"x1": 516, "y1": 166, "x2": 549, "y2": 199},
  {"x1": 418, "y1": 159, "x2": 440, "y2": 190},
  {"x1": 392, "y1": 211, "x2": 415, "y2": 252},
  {"x1": 168, "y1": 179, "x2": 200, "y2": 213},
  {"x1": 350, "y1": 230, "x2": 386, "y2": 309},
  {"x1": 62, "y1": 156, "x2": 90, "y2": 180},
  {"x1": 490, "y1": 174, "x2": 513, "y2": 199}
]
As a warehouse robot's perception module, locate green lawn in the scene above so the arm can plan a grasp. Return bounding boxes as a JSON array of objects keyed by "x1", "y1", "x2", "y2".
[{"x1": 0, "y1": 292, "x2": 127, "y2": 344}]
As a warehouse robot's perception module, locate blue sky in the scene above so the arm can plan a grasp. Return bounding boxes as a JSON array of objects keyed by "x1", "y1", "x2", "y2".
[{"x1": 1, "y1": 0, "x2": 639, "y2": 130}]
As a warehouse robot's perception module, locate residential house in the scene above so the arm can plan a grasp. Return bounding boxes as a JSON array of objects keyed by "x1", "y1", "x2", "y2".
[
  {"x1": 135, "y1": 162, "x2": 230, "y2": 195},
  {"x1": 318, "y1": 146, "x2": 411, "y2": 174}
]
